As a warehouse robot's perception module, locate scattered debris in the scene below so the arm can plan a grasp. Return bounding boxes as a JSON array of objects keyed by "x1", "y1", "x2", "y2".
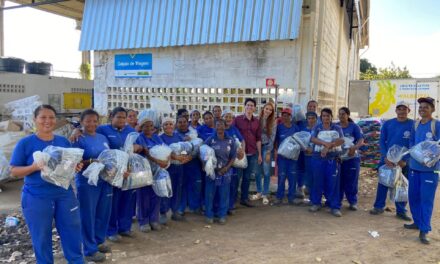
[
  {"x1": 315, "y1": 257, "x2": 322, "y2": 262},
  {"x1": 204, "y1": 225, "x2": 211, "y2": 229},
  {"x1": 368, "y1": 230, "x2": 380, "y2": 238},
  {"x1": 194, "y1": 239, "x2": 201, "y2": 244}
]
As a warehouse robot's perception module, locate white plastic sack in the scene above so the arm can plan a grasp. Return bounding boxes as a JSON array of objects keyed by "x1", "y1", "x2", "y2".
[
  {"x1": 378, "y1": 165, "x2": 399, "y2": 188},
  {"x1": 138, "y1": 109, "x2": 160, "y2": 128},
  {"x1": 232, "y1": 139, "x2": 248, "y2": 169},
  {"x1": 122, "y1": 153, "x2": 153, "y2": 190},
  {"x1": 150, "y1": 98, "x2": 173, "y2": 116},
  {"x1": 83, "y1": 162, "x2": 104, "y2": 186},
  {"x1": 123, "y1": 132, "x2": 140, "y2": 154},
  {"x1": 169, "y1": 141, "x2": 193, "y2": 165},
  {"x1": 409, "y1": 140, "x2": 440, "y2": 168},
  {"x1": 340, "y1": 137, "x2": 355, "y2": 160},
  {"x1": 293, "y1": 131, "x2": 311, "y2": 150},
  {"x1": 149, "y1": 144, "x2": 172, "y2": 162},
  {"x1": 387, "y1": 145, "x2": 408, "y2": 164},
  {"x1": 199, "y1": 145, "x2": 217, "y2": 180},
  {"x1": 33, "y1": 146, "x2": 84, "y2": 190},
  {"x1": 0, "y1": 150, "x2": 10, "y2": 182},
  {"x1": 314, "y1": 131, "x2": 342, "y2": 153},
  {"x1": 152, "y1": 168, "x2": 173, "y2": 198},
  {"x1": 278, "y1": 137, "x2": 301, "y2": 160}
]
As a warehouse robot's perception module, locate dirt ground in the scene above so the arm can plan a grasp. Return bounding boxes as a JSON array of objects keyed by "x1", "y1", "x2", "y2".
[{"x1": 1, "y1": 169, "x2": 440, "y2": 264}]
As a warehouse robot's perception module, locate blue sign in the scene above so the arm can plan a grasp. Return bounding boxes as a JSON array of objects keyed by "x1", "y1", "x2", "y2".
[{"x1": 114, "y1": 53, "x2": 152, "y2": 78}]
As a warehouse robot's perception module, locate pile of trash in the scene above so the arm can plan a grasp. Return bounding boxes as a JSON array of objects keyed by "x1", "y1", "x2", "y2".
[{"x1": 357, "y1": 118, "x2": 382, "y2": 168}]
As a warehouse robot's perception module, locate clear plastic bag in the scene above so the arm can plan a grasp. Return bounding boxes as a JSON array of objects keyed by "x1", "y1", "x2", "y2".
[
  {"x1": 232, "y1": 139, "x2": 248, "y2": 169},
  {"x1": 83, "y1": 162, "x2": 104, "y2": 186},
  {"x1": 378, "y1": 165, "x2": 399, "y2": 188},
  {"x1": 293, "y1": 131, "x2": 311, "y2": 150},
  {"x1": 0, "y1": 150, "x2": 10, "y2": 182},
  {"x1": 277, "y1": 137, "x2": 301, "y2": 160},
  {"x1": 292, "y1": 105, "x2": 305, "y2": 122},
  {"x1": 340, "y1": 137, "x2": 355, "y2": 160},
  {"x1": 138, "y1": 109, "x2": 160, "y2": 128},
  {"x1": 190, "y1": 138, "x2": 204, "y2": 156},
  {"x1": 387, "y1": 145, "x2": 408, "y2": 164},
  {"x1": 150, "y1": 98, "x2": 173, "y2": 116},
  {"x1": 123, "y1": 132, "x2": 139, "y2": 154},
  {"x1": 314, "y1": 131, "x2": 343, "y2": 153},
  {"x1": 169, "y1": 141, "x2": 193, "y2": 165},
  {"x1": 122, "y1": 153, "x2": 153, "y2": 190},
  {"x1": 409, "y1": 140, "x2": 440, "y2": 168},
  {"x1": 199, "y1": 145, "x2": 217, "y2": 180},
  {"x1": 152, "y1": 167, "x2": 173, "y2": 198},
  {"x1": 393, "y1": 173, "x2": 408, "y2": 202},
  {"x1": 149, "y1": 144, "x2": 172, "y2": 162},
  {"x1": 32, "y1": 146, "x2": 84, "y2": 189}
]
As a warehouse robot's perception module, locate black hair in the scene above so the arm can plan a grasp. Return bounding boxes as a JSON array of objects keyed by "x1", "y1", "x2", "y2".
[
  {"x1": 320, "y1": 108, "x2": 333, "y2": 118},
  {"x1": 176, "y1": 115, "x2": 188, "y2": 123},
  {"x1": 177, "y1": 108, "x2": 188, "y2": 117},
  {"x1": 339, "y1": 107, "x2": 354, "y2": 123},
  {"x1": 305, "y1": 111, "x2": 318, "y2": 119},
  {"x1": 80, "y1": 109, "x2": 100, "y2": 121},
  {"x1": 34, "y1": 104, "x2": 57, "y2": 118},
  {"x1": 213, "y1": 105, "x2": 222, "y2": 110},
  {"x1": 109, "y1": 107, "x2": 127, "y2": 118},
  {"x1": 127, "y1": 109, "x2": 138, "y2": 115},
  {"x1": 215, "y1": 118, "x2": 227, "y2": 127},
  {"x1": 203, "y1": 111, "x2": 214, "y2": 118},
  {"x1": 244, "y1": 98, "x2": 256, "y2": 107},
  {"x1": 307, "y1": 100, "x2": 318, "y2": 107}
]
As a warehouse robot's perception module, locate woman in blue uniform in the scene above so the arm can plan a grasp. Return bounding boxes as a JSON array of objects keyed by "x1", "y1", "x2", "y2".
[
  {"x1": 298, "y1": 112, "x2": 318, "y2": 195},
  {"x1": 204, "y1": 119, "x2": 237, "y2": 224},
  {"x1": 73, "y1": 109, "x2": 112, "y2": 262},
  {"x1": 96, "y1": 107, "x2": 136, "y2": 241},
  {"x1": 10, "y1": 105, "x2": 84, "y2": 264},
  {"x1": 134, "y1": 115, "x2": 169, "y2": 232},
  {"x1": 274, "y1": 108, "x2": 299, "y2": 205},
  {"x1": 189, "y1": 110, "x2": 201, "y2": 132},
  {"x1": 223, "y1": 110, "x2": 245, "y2": 214},
  {"x1": 197, "y1": 111, "x2": 215, "y2": 141},
  {"x1": 176, "y1": 115, "x2": 203, "y2": 214},
  {"x1": 337, "y1": 107, "x2": 364, "y2": 211},
  {"x1": 309, "y1": 108, "x2": 344, "y2": 217},
  {"x1": 160, "y1": 118, "x2": 192, "y2": 223}
]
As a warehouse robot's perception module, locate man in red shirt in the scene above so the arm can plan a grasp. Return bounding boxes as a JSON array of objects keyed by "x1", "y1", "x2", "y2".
[{"x1": 233, "y1": 98, "x2": 262, "y2": 207}]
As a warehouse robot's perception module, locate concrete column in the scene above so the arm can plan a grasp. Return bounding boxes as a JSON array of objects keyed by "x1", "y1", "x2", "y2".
[
  {"x1": 82, "y1": 50, "x2": 91, "y2": 64},
  {"x1": 0, "y1": 0, "x2": 4, "y2": 57}
]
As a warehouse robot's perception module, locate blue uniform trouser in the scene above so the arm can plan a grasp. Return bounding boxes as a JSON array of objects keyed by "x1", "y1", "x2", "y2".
[
  {"x1": 297, "y1": 152, "x2": 305, "y2": 187},
  {"x1": 107, "y1": 188, "x2": 135, "y2": 236},
  {"x1": 229, "y1": 168, "x2": 242, "y2": 210},
  {"x1": 22, "y1": 190, "x2": 84, "y2": 264},
  {"x1": 77, "y1": 178, "x2": 112, "y2": 256},
  {"x1": 160, "y1": 164, "x2": 184, "y2": 214},
  {"x1": 408, "y1": 170, "x2": 439, "y2": 233},
  {"x1": 256, "y1": 145, "x2": 272, "y2": 195},
  {"x1": 179, "y1": 159, "x2": 202, "y2": 212},
  {"x1": 131, "y1": 190, "x2": 137, "y2": 217},
  {"x1": 340, "y1": 158, "x2": 360, "y2": 205},
  {"x1": 137, "y1": 186, "x2": 160, "y2": 226},
  {"x1": 241, "y1": 154, "x2": 258, "y2": 202},
  {"x1": 205, "y1": 178, "x2": 230, "y2": 219},
  {"x1": 310, "y1": 157, "x2": 341, "y2": 209},
  {"x1": 373, "y1": 166, "x2": 408, "y2": 214},
  {"x1": 303, "y1": 155, "x2": 313, "y2": 191},
  {"x1": 276, "y1": 156, "x2": 297, "y2": 201}
]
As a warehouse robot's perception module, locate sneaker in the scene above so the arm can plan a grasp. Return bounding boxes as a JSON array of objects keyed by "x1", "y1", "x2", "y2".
[
  {"x1": 227, "y1": 210, "x2": 236, "y2": 216},
  {"x1": 331, "y1": 209, "x2": 342, "y2": 217},
  {"x1": 250, "y1": 193, "x2": 262, "y2": 201},
  {"x1": 295, "y1": 187, "x2": 305, "y2": 199},
  {"x1": 150, "y1": 222, "x2": 162, "y2": 231},
  {"x1": 369, "y1": 208, "x2": 384, "y2": 215},
  {"x1": 240, "y1": 200, "x2": 255, "y2": 208},
  {"x1": 205, "y1": 217, "x2": 214, "y2": 224},
  {"x1": 349, "y1": 204, "x2": 358, "y2": 211},
  {"x1": 107, "y1": 234, "x2": 122, "y2": 242},
  {"x1": 119, "y1": 231, "x2": 133, "y2": 237},
  {"x1": 419, "y1": 231, "x2": 430, "y2": 244},
  {"x1": 140, "y1": 224, "x2": 151, "y2": 233},
  {"x1": 218, "y1": 218, "x2": 226, "y2": 225},
  {"x1": 97, "y1": 243, "x2": 111, "y2": 253},
  {"x1": 272, "y1": 199, "x2": 283, "y2": 206},
  {"x1": 309, "y1": 205, "x2": 321, "y2": 212},
  {"x1": 262, "y1": 196, "x2": 270, "y2": 205},
  {"x1": 159, "y1": 214, "x2": 168, "y2": 224},
  {"x1": 396, "y1": 213, "x2": 412, "y2": 221},
  {"x1": 403, "y1": 223, "x2": 419, "y2": 230},
  {"x1": 85, "y1": 251, "x2": 106, "y2": 262},
  {"x1": 171, "y1": 212, "x2": 186, "y2": 221}
]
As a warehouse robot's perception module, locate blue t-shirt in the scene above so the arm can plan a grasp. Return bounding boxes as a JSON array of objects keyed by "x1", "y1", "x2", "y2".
[
  {"x1": 72, "y1": 133, "x2": 110, "y2": 184},
  {"x1": 336, "y1": 122, "x2": 363, "y2": 143},
  {"x1": 275, "y1": 123, "x2": 299, "y2": 145},
  {"x1": 176, "y1": 129, "x2": 192, "y2": 141},
  {"x1": 197, "y1": 125, "x2": 215, "y2": 141},
  {"x1": 10, "y1": 134, "x2": 72, "y2": 198},
  {"x1": 410, "y1": 119, "x2": 440, "y2": 171},
  {"x1": 379, "y1": 118, "x2": 414, "y2": 163},
  {"x1": 136, "y1": 133, "x2": 164, "y2": 150},
  {"x1": 311, "y1": 123, "x2": 344, "y2": 158},
  {"x1": 96, "y1": 124, "x2": 135, "y2": 150},
  {"x1": 225, "y1": 125, "x2": 244, "y2": 142},
  {"x1": 160, "y1": 132, "x2": 184, "y2": 146},
  {"x1": 205, "y1": 134, "x2": 237, "y2": 185}
]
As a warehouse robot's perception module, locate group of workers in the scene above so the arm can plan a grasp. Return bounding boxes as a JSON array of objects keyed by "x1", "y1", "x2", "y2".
[{"x1": 8, "y1": 96, "x2": 439, "y2": 264}]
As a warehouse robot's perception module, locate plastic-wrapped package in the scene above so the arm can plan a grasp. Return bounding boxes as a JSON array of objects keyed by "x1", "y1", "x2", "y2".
[
  {"x1": 232, "y1": 138, "x2": 248, "y2": 169},
  {"x1": 149, "y1": 144, "x2": 172, "y2": 162},
  {"x1": 293, "y1": 131, "x2": 311, "y2": 150},
  {"x1": 277, "y1": 137, "x2": 301, "y2": 160},
  {"x1": 4, "y1": 95, "x2": 43, "y2": 131},
  {"x1": 378, "y1": 165, "x2": 399, "y2": 188},
  {"x1": 138, "y1": 109, "x2": 160, "y2": 128},
  {"x1": 340, "y1": 137, "x2": 355, "y2": 160},
  {"x1": 387, "y1": 145, "x2": 408, "y2": 164},
  {"x1": 394, "y1": 173, "x2": 408, "y2": 202},
  {"x1": 314, "y1": 131, "x2": 342, "y2": 153},
  {"x1": 199, "y1": 145, "x2": 217, "y2": 180},
  {"x1": 32, "y1": 146, "x2": 84, "y2": 189},
  {"x1": 83, "y1": 162, "x2": 104, "y2": 186},
  {"x1": 0, "y1": 150, "x2": 10, "y2": 182},
  {"x1": 122, "y1": 153, "x2": 153, "y2": 190},
  {"x1": 152, "y1": 167, "x2": 173, "y2": 198},
  {"x1": 169, "y1": 141, "x2": 193, "y2": 165},
  {"x1": 292, "y1": 105, "x2": 305, "y2": 122},
  {"x1": 150, "y1": 98, "x2": 173, "y2": 116},
  {"x1": 190, "y1": 138, "x2": 204, "y2": 156},
  {"x1": 187, "y1": 130, "x2": 198, "y2": 140},
  {"x1": 123, "y1": 132, "x2": 140, "y2": 154},
  {"x1": 409, "y1": 140, "x2": 440, "y2": 168}
]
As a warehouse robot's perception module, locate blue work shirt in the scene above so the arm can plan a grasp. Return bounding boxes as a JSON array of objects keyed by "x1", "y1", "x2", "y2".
[
  {"x1": 160, "y1": 132, "x2": 184, "y2": 146},
  {"x1": 225, "y1": 125, "x2": 244, "y2": 142},
  {"x1": 379, "y1": 118, "x2": 413, "y2": 163},
  {"x1": 409, "y1": 119, "x2": 440, "y2": 172},
  {"x1": 311, "y1": 123, "x2": 344, "y2": 159},
  {"x1": 176, "y1": 129, "x2": 192, "y2": 141},
  {"x1": 205, "y1": 134, "x2": 237, "y2": 185},
  {"x1": 96, "y1": 124, "x2": 135, "y2": 150},
  {"x1": 136, "y1": 133, "x2": 164, "y2": 150},
  {"x1": 275, "y1": 123, "x2": 299, "y2": 145},
  {"x1": 10, "y1": 134, "x2": 72, "y2": 198},
  {"x1": 197, "y1": 125, "x2": 215, "y2": 141}
]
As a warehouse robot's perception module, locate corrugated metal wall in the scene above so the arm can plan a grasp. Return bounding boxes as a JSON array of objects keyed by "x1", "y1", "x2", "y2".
[{"x1": 79, "y1": 0, "x2": 303, "y2": 51}]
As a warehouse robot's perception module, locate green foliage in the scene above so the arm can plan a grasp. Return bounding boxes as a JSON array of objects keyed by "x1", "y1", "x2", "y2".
[
  {"x1": 360, "y1": 62, "x2": 411, "y2": 80},
  {"x1": 360, "y1": 58, "x2": 377, "y2": 74},
  {"x1": 79, "y1": 63, "x2": 92, "y2": 80}
]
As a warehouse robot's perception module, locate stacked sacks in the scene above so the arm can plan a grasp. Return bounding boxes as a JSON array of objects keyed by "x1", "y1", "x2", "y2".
[{"x1": 357, "y1": 118, "x2": 382, "y2": 168}]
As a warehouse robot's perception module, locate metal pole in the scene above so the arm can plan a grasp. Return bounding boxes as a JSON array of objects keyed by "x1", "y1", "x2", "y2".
[
  {"x1": 0, "y1": 0, "x2": 4, "y2": 57},
  {"x1": 414, "y1": 80, "x2": 418, "y2": 120},
  {"x1": 274, "y1": 84, "x2": 279, "y2": 115}
]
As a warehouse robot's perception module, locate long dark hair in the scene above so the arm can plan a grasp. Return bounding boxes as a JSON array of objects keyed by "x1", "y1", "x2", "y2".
[
  {"x1": 109, "y1": 107, "x2": 127, "y2": 119},
  {"x1": 339, "y1": 107, "x2": 354, "y2": 123}
]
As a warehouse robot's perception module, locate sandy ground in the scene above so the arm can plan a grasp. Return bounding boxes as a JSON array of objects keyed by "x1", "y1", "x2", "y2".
[{"x1": 1, "y1": 170, "x2": 440, "y2": 264}]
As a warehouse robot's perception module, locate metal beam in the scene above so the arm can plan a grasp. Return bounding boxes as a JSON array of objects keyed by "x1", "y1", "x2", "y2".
[
  {"x1": 0, "y1": 0, "x2": 4, "y2": 56},
  {"x1": 0, "y1": 0, "x2": 69, "y2": 11}
]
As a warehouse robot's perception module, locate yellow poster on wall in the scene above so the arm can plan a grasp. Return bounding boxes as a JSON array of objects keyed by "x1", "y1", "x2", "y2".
[{"x1": 63, "y1": 93, "x2": 92, "y2": 110}]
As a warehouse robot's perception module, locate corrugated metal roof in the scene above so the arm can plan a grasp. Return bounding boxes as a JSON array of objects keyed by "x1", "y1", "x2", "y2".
[{"x1": 79, "y1": 0, "x2": 303, "y2": 51}]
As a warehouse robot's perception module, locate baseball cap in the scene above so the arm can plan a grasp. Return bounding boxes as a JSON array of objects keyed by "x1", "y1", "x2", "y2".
[
  {"x1": 281, "y1": 108, "x2": 292, "y2": 115},
  {"x1": 417, "y1": 97, "x2": 435, "y2": 108},
  {"x1": 396, "y1": 101, "x2": 410, "y2": 109}
]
